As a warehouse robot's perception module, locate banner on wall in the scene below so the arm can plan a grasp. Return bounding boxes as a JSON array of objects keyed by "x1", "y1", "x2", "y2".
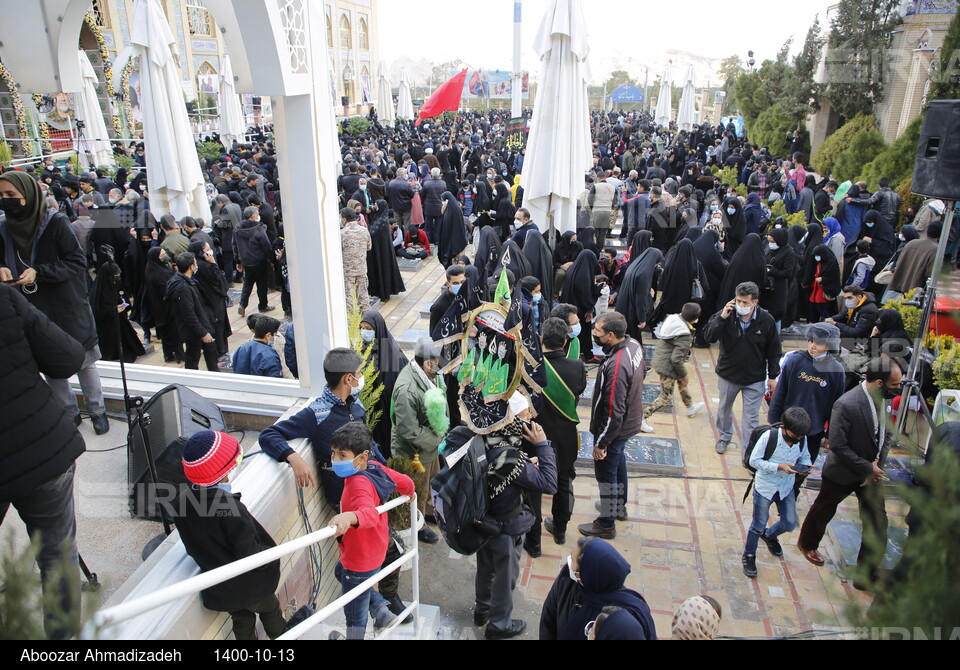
[{"x1": 453, "y1": 70, "x2": 530, "y2": 100}]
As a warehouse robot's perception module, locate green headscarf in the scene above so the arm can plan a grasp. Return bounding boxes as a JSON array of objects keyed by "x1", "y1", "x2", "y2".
[{"x1": 0, "y1": 171, "x2": 45, "y2": 255}]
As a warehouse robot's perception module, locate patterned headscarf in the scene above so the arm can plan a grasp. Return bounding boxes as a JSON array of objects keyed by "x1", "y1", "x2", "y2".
[{"x1": 671, "y1": 596, "x2": 721, "y2": 640}]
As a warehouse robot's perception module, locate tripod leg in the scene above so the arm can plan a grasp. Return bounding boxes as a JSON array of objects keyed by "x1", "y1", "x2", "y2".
[{"x1": 78, "y1": 553, "x2": 100, "y2": 592}]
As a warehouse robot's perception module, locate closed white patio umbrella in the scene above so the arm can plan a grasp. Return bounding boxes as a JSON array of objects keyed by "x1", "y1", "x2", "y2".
[
  {"x1": 114, "y1": 0, "x2": 209, "y2": 222},
  {"x1": 75, "y1": 50, "x2": 114, "y2": 168},
  {"x1": 654, "y1": 65, "x2": 672, "y2": 128},
  {"x1": 520, "y1": 0, "x2": 592, "y2": 236},
  {"x1": 377, "y1": 61, "x2": 395, "y2": 127},
  {"x1": 219, "y1": 54, "x2": 246, "y2": 148},
  {"x1": 397, "y1": 68, "x2": 414, "y2": 121},
  {"x1": 677, "y1": 65, "x2": 697, "y2": 132}
]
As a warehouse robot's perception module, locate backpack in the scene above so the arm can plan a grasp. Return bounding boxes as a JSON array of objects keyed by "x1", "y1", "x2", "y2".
[
  {"x1": 430, "y1": 428, "x2": 501, "y2": 555},
  {"x1": 741, "y1": 423, "x2": 782, "y2": 503}
]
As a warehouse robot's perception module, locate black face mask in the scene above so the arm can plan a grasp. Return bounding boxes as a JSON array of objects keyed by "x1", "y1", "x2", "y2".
[
  {"x1": 0, "y1": 197, "x2": 28, "y2": 218},
  {"x1": 884, "y1": 385, "x2": 902, "y2": 400},
  {"x1": 593, "y1": 334, "x2": 608, "y2": 351}
]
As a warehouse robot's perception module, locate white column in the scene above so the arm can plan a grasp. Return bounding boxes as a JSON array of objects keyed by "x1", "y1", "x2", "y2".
[{"x1": 511, "y1": 0, "x2": 522, "y2": 119}]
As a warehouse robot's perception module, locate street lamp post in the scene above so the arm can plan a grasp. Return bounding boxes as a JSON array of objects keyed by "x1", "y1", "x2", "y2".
[{"x1": 511, "y1": 0, "x2": 523, "y2": 118}]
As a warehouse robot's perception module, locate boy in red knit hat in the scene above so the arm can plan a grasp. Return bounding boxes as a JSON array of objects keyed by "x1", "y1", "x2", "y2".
[
  {"x1": 174, "y1": 430, "x2": 287, "y2": 640},
  {"x1": 327, "y1": 422, "x2": 416, "y2": 639}
]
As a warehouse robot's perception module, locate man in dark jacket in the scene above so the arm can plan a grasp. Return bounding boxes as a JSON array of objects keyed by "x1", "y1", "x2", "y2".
[
  {"x1": 866, "y1": 177, "x2": 902, "y2": 229},
  {"x1": 581, "y1": 312, "x2": 646, "y2": 539},
  {"x1": 211, "y1": 194, "x2": 243, "y2": 282},
  {"x1": 420, "y1": 168, "x2": 447, "y2": 243},
  {"x1": 826, "y1": 285, "x2": 879, "y2": 344},
  {"x1": 166, "y1": 252, "x2": 219, "y2": 371},
  {"x1": 232, "y1": 206, "x2": 275, "y2": 316},
  {"x1": 539, "y1": 318, "x2": 588, "y2": 546},
  {"x1": 173, "y1": 430, "x2": 286, "y2": 640},
  {"x1": 704, "y1": 281, "x2": 782, "y2": 456},
  {"x1": 387, "y1": 169, "x2": 414, "y2": 228},
  {"x1": 797, "y1": 357, "x2": 900, "y2": 588},
  {"x1": 0, "y1": 284, "x2": 85, "y2": 640},
  {"x1": 814, "y1": 181, "x2": 836, "y2": 222}
]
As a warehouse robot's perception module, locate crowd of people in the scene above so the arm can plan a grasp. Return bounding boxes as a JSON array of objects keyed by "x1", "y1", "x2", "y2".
[{"x1": 2, "y1": 103, "x2": 957, "y2": 641}]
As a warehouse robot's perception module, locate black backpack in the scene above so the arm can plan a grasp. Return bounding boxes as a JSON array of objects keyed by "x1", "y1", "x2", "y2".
[
  {"x1": 430, "y1": 428, "x2": 501, "y2": 556},
  {"x1": 741, "y1": 423, "x2": 782, "y2": 503}
]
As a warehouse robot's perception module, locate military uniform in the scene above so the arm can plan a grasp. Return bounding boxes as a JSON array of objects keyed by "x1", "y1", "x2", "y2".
[{"x1": 340, "y1": 221, "x2": 372, "y2": 308}]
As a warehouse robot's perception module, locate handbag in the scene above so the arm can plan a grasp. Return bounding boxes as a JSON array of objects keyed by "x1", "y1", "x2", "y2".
[
  {"x1": 874, "y1": 260, "x2": 895, "y2": 285},
  {"x1": 691, "y1": 277, "x2": 704, "y2": 301}
]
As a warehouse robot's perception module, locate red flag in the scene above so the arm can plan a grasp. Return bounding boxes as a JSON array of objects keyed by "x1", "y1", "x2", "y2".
[{"x1": 415, "y1": 69, "x2": 468, "y2": 127}]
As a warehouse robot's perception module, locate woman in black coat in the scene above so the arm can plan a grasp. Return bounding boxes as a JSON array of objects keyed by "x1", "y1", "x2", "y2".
[
  {"x1": 436, "y1": 192, "x2": 469, "y2": 268},
  {"x1": 717, "y1": 233, "x2": 767, "y2": 311},
  {"x1": 188, "y1": 241, "x2": 232, "y2": 359},
  {"x1": 522, "y1": 229, "x2": 554, "y2": 322},
  {"x1": 797, "y1": 222, "x2": 825, "y2": 320},
  {"x1": 492, "y1": 182, "x2": 515, "y2": 240},
  {"x1": 763, "y1": 227, "x2": 798, "y2": 327},
  {"x1": 553, "y1": 230, "x2": 583, "y2": 298},
  {"x1": 803, "y1": 243, "x2": 842, "y2": 322},
  {"x1": 474, "y1": 225, "x2": 502, "y2": 301},
  {"x1": 366, "y1": 200, "x2": 405, "y2": 301},
  {"x1": 559, "y1": 249, "x2": 601, "y2": 361},
  {"x1": 653, "y1": 238, "x2": 706, "y2": 327},
  {"x1": 90, "y1": 261, "x2": 145, "y2": 363},
  {"x1": 144, "y1": 246, "x2": 183, "y2": 363},
  {"x1": 691, "y1": 228, "x2": 727, "y2": 346},
  {"x1": 722, "y1": 196, "x2": 746, "y2": 257},
  {"x1": 616, "y1": 247, "x2": 663, "y2": 342}
]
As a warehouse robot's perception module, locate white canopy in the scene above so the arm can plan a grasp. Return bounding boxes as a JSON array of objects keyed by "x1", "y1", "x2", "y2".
[{"x1": 520, "y1": 0, "x2": 592, "y2": 235}]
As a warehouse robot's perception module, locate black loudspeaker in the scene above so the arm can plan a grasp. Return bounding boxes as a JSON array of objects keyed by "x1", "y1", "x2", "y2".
[
  {"x1": 913, "y1": 100, "x2": 960, "y2": 200},
  {"x1": 341, "y1": 96, "x2": 350, "y2": 106},
  {"x1": 127, "y1": 384, "x2": 226, "y2": 520}
]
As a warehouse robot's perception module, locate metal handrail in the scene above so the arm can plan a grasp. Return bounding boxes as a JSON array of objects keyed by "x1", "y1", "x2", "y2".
[{"x1": 82, "y1": 495, "x2": 419, "y2": 640}]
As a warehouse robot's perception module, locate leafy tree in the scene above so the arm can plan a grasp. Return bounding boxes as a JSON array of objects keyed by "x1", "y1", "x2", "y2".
[
  {"x1": 811, "y1": 113, "x2": 877, "y2": 177},
  {"x1": 833, "y1": 127, "x2": 886, "y2": 182},
  {"x1": 430, "y1": 59, "x2": 465, "y2": 87},
  {"x1": 784, "y1": 17, "x2": 825, "y2": 120},
  {"x1": 734, "y1": 71, "x2": 768, "y2": 125},
  {"x1": 603, "y1": 69, "x2": 633, "y2": 92},
  {"x1": 751, "y1": 104, "x2": 795, "y2": 157},
  {"x1": 719, "y1": 54, "x2": 746, "y2": 116},
  {"x1": 858, "y1": 116, "x2": 923, "y2": 191},
  {"x1": 927, "y1": 2, "x2": 960, "y2": 102},
  {"x1": 823, "y1": 0, "x2": 903, "y2": 121}
]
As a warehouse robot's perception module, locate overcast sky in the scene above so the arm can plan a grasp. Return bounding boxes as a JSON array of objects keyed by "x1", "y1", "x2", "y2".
[{"x1": 378, "y1": 0, "x2": 838, "y2": 82}]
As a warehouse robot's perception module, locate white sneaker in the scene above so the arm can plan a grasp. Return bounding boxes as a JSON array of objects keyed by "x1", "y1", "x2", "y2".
[
  {"x1": 640, "y1": 419, "x2": 655, "y2": 433},
  {"x1": 686, "y1": 402, "x2": 706, "y2": 418}
]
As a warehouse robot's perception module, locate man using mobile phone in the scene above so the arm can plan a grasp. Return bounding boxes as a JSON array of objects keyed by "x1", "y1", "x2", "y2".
[{"x1": 741, "y1": 407, "x2": 812, "y2": 579}]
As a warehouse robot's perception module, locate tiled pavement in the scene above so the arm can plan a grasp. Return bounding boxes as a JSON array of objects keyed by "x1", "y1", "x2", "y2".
[{"x1": 124, "y1": 228, "x2": 960, "y2": 638}]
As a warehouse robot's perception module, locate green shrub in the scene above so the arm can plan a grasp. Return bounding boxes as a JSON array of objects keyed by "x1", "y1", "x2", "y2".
[
  {"x1": 833, "y1": 128, "x2": 886, "y2": 183},
  {"x1": 344, "y1": 117, "x2": 372, "y2": 137},
  {"x1": 716, "y1": 166, "x2": 739, "y2": 189},
  {"x1": 0, "y1": 141, "x2": 12, "y2": 166},
  {"x1": 196, "y1": 141, "x2": 224, "y2": 162},
  {"x1": 897, "y1": 175, "x2": 923, "y2": 230},
  {"x1": 811, "y1": 114, "x2": 877, "y2": 178},
  {"x1": 858, "y1": 116, "x2": 923, "y2": 192},
  {"x1": 750, "y1": 104, "x2": 795, "y2": 158},
  {"x1": 347, "y1": 291, "x2": 383, "y2": 431}
]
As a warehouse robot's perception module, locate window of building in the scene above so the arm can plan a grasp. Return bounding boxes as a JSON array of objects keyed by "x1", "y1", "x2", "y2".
[
  {"x1": 339, "y1": 15, "x2": 352, "y2": 50},
  {"x1": 358, "y1": 16, "x2": 369, "y2": 51},
  {"x1": 187, "y1": 0, "x2": 214, "y2": 38},
  {"x1": 91, "y1": 0, "x2": 110, "y2": 28},
  {"x1": 326, "y1": 13, "x2": 333, "y2": 48}
]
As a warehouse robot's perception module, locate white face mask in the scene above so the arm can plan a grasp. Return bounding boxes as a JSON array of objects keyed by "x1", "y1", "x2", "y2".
[
  {"x1": 351, "y1": 375, "x2": 364, "y2": 396},
  {"x1": 566, "y1": 555, "x2": 581, "y2": 584},
  {"x1": 736, "y1": 304, "x2": 754, "y2": 317},
  {"x1": 768, "y1": 242, "x2": 779, "y2": 251}
]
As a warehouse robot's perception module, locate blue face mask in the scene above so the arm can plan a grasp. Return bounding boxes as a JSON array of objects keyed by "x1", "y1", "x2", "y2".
[
  {"x1": 812, "y1": 351, "x2": 828, "y2": 360},
  {"x1": 569, "y1": 323, "x2": 582, "y2": 339},
  {"x1": 450, "y1": 283, "x2": 462, "y2": 295},
  {"x1": 332, "y1": 457, "x2": 363, "y2": 478},
  {"x1": 866, "y1": 222, "x2": 874, "y2": 228},
  {"x1": 532, "y1": 293, "x2": 542, "y2": 304},
  {"x1": 360, "y1": 328, "x2": 375, "y2": 343},
  {"x1": 727, "y1": 208, "x2": 736, "y2": 216},
  {"x1": 814, "y1": 256, "x2": 822, "y2": 262}
]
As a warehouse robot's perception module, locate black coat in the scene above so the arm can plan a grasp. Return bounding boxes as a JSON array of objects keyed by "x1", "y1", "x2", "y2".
[
  {"x1": 0, "y1": 284, "x2": 85, "y2": 501},
  {"x1": 171, "y1": 486, "x2": 281, "y2": 612},
  {"x1": 763, "y1": 228, "x2": 798, "y2": 322},
  {"x1": 0, "y1": 211, "x2": 98, "y2": 350},
  {"x1": 536, "y1": 350, "x2": 587, "y2": 459},
  {"x1": 165, "y1": 272, "x2": 214, "y2": 341}
]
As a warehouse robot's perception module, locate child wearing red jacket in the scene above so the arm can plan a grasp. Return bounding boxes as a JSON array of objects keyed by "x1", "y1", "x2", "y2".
[{"x1": 328, "y1": 422, "x2": 416, "y2": 639}]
